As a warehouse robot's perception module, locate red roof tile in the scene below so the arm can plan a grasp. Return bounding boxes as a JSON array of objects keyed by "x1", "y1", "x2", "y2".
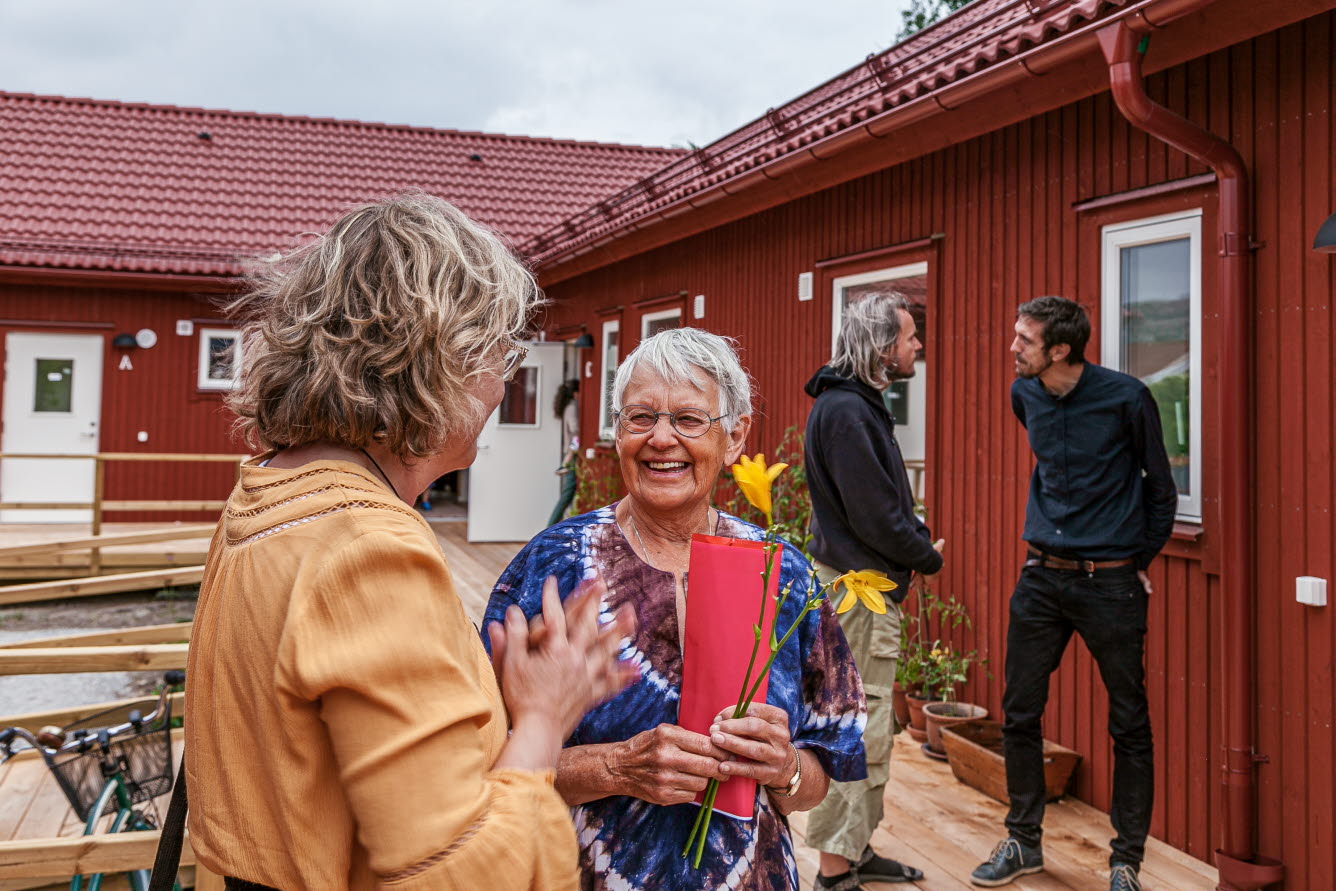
[
  {"x1": 0, "y1": 92, "x2": 685, "y2": 276},
  {"x1": 522, "y1": 0, "x2": 1132, "y2": 266}
]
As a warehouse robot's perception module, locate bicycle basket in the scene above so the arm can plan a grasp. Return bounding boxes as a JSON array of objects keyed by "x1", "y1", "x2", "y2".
[{"x1": 45, "y1": 697, "x2": 174, "y2": 822}]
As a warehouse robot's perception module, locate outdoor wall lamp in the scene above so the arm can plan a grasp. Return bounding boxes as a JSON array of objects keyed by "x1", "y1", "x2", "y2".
[
  {"x1": 1313, "y1": 212, "x2": 1336, "y2": 253},
  {"x1": 111, "y1": 333, "x2": 138, "y2": 349},
  {"x1": 573, "y1": 332, "x2": 595, "y2": 349}
]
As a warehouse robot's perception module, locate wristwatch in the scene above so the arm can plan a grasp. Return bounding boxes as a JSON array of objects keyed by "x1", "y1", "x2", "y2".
[{"x1": 770, "y1": 742, "x2": 802, "y2": 797}]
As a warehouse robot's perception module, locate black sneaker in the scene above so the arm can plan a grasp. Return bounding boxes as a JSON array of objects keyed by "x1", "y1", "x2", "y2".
[
  {"x1": 970, "y1": 838, "x2": 1044, "y2": 887},
  {"x1": 1109, "y1": 864, "x2": 1142, "y2": 891},
  {"x1": 855, "y1": 845, "x2": 924, "y2": 883},
  {"x1": 813, "y1": 871, "x2": 861, "y2": 891}
]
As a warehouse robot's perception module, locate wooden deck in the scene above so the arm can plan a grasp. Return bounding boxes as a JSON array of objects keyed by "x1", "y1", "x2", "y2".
[
  {"x1": 790, "y1": 735, "x2": 1216, "y2": 889},
  {"x1": 0, "y1": 523, "x2": 212, "y2": 580}
]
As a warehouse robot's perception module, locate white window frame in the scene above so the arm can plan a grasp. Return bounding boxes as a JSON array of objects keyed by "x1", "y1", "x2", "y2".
[
  {"x1": 641, "y1": 307, "x2": 682, "y2": 340},
  {"x1": 497, "y1": 362, "x2": 542, "y2": 428},
  {"x1": 1101, "y1": 208, "x2": 1202, "y2": 522},
  {"x1": 830, "y1": 261, "x2": 928, "y2": 354},
  {"x1": 197, "y1": 327, "x2": 241, "y2": 391},
  {"x1": 598, "y1": 319, "x2": 620, "y2": 441}
]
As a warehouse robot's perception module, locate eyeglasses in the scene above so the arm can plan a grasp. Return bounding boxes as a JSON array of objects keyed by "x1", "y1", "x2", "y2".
[
  {"x1": 500, "y1": 345, "x2": 528, "y2": 382},
  {"x1": 615, "y1": 404, "x2": 724, "y2": 438}
]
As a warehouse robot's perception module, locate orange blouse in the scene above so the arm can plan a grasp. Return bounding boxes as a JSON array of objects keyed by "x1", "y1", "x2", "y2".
[{"x1": 186, "y1": 458, "x2": 577, "y2": 890}]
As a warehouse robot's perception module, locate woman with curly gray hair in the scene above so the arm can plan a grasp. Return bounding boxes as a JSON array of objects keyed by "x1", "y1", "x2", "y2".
[{"x1": 185, "y1": 193, "x2": 633, "y2": 891}]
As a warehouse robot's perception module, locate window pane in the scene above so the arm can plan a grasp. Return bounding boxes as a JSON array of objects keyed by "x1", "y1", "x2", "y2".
[
  {"x1": 207, "y1": 336, "x2": 237, "y2": 382},
  {"x1": 883, "y1": 380, "x2": 910, "y2": 425},
  {"x1": 34, "y1": 358, "x2": 74, "y2": 412},
  {"x1": 644, "y1": 312, "x2": 681, "y2": 338},
  {"x1": 1120, "y1": 237, "x2": 1191, "y2": 495},
  {"x1": 499, "y1": 367, "x2": 539, "y2": 425}
]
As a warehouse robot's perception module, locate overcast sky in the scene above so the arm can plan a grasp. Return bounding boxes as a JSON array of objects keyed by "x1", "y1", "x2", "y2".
[{"x1": 1, "y1": 0, "x2": 913, "y2": 148}]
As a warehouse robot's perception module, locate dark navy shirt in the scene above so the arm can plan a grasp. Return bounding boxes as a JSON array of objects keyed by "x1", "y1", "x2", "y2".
[{"x1": 1011, "y1": 363, "x2": 1177, "y2": 570}]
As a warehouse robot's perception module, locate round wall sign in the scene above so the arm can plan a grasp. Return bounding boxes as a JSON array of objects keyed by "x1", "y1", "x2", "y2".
[{"x1": 135, "y1": 328, "x2": 158, "y2": 349}]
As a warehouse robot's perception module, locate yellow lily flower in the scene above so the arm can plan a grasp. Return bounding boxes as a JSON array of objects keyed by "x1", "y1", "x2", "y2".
[
  {"x1": 731, "y1": 453, "x2": 789, "y2": 526},
  {"x1": 833, "y1": 569, "x2": 897, "y2": 615}
]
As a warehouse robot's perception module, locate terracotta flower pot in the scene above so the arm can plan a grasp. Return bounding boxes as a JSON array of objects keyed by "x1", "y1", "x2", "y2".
[
  {"x1": 891, "y1": 681, "x2": 913, "y2": 729},
  {"x1": 905, "y1": 692, "x2": 931, "y2": 743},
  {"x1": 922, "y1": 700, "x2": 988, "y2": 754}
]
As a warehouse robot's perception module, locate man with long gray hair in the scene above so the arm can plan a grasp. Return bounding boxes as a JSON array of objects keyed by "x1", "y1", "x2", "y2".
[{"x1": 802, "y1": 292, "x2": 944, "y2": 889}]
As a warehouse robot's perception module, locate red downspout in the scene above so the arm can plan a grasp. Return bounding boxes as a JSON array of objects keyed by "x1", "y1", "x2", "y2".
[{"x1": 1096, "y1": 20, "x2": 1284, "y2": 891}]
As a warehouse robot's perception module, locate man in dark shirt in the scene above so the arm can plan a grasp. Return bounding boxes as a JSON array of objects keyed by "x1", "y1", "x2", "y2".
[
  {"x1": 804, "y1": 292, "x2": 943, "y2": 890},
  {"x1": 972, "y1": 297, "x2": 1176, "y2": 891}
]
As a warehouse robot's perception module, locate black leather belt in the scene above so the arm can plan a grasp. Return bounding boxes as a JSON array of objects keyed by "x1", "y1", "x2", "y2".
[{"x1": 1025, "y1": 549, "x2": 1134, "y2": 573}]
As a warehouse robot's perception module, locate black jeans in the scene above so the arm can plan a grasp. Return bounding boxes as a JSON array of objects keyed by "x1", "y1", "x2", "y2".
[{"x1": 1002, "y1": 563, "x2": 1153, "y2": 868}]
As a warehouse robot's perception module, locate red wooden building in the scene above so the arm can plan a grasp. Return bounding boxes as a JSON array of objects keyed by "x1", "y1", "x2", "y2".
[
  {"x1": 0, "y1": 93, "x2": 682, "y2": 523},
  {"x1": 520, "y1": 1, "x2": 1336, "y2": 888},
  {"x1": 1, "y1": 0, "x2": 1333, "y2": 886}
]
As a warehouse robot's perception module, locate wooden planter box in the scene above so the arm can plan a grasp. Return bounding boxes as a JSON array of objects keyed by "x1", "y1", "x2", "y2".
[{"x1": 940, "y1": 719, "x2": 1081, "y2": 805}]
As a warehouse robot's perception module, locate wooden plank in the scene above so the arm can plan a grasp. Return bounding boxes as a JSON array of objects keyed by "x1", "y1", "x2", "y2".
[
  {"x1": 0, "y1": 645, "x2": 188, "y2": 676},
  {"x1": 0, "y1": 526, "x2": 215, "y2": 559},
  {"x1": 0, "y1": 832, "x2": 198, "y2": 880},
  {"x1": 0, "y1": 566, "x2": 205, "y2": 606},
  {"x1": 3, "y1": 623, "x2": 194, "y2": 650},
  {"x1": 0, "y1": 692, "x2": 186, "y2": 733},
  {"x1": 0, "y1": 759, "x2": 49, "y2": 842},
  {"x1": 99, "y1": 501, "x2": 225, "y2": 513}
]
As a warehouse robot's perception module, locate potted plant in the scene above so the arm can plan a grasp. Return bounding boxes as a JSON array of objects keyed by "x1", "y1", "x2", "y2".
[
  {"x1": 897, "y1": 579, "x2": 974, "y2": 742},
  {"x1": 919, "y1": 640, "x2": 988, "y2": 756}
]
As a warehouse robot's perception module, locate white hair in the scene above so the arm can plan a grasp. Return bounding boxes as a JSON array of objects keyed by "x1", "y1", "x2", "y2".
[
  {"x1": 830, "y1": 292, "x2": 908, "y2": 390},
  {"x1": 611, "y1": 327, "x2": 753, "y2": 431}
]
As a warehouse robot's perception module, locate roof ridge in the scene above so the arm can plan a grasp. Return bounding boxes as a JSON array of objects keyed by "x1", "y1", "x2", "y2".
[{"x1": 0, "y1": 90, "x2": 688, "y2": 155}]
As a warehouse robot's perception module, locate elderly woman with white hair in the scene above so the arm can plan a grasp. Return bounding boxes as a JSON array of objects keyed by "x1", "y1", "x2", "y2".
[{"x1": 484, "y1": 327, "x2": 867, "y2": 891}]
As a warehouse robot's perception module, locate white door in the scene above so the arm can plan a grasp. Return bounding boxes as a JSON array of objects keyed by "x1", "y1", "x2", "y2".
[
  {"x1": 468, "y1": 342, "x2": 566, "y2": 542},
  {"x1": 1, "y1": 333, "x2": 103, "y2": 523}
]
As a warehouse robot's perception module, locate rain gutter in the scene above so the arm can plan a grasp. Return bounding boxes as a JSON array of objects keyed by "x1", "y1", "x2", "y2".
[{"x1": 1097, "y1": 17, "x2": 1284, "y2": 891}]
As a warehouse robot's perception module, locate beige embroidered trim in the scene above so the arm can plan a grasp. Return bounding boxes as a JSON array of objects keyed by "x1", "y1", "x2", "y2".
[
  {"x1": 241, "y1": 465, "x2": 377, "y2": 493},
  {"x1": 382, "y1": 813, "x2": 486, "y2": 884},
  {"x1": 225, "y1": 499, "x2": 418, "y2": 547},
  {"x1": 226, "y1": 482, "x2": 383, "y2": 518}
]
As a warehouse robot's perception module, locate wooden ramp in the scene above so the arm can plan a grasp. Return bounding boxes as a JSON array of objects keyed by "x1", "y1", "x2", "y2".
[
  {"x1": 0, "y1": 523, "x2": 213, "y2": 581},
  {"x1": 790, "y1": 733, "x2": 1217, "y2": 890}
]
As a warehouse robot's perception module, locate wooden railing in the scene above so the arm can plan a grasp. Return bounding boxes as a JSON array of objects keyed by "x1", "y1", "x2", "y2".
[{"x1": 0, "y1": 450, "x2": 243, "y2": 575}]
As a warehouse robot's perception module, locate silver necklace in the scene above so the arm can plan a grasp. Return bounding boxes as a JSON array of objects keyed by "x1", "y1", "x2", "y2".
[{"x1": 626, "y1": 509, "x2": 717, "y2": 566}]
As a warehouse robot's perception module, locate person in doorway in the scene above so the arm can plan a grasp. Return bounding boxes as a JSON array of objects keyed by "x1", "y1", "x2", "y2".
[
  {"x1": 970, "y1": 296, "x2": 1176, "y2": 891},
  {"x1": 803, "y1": 292, "x2": 944, "y2": 890},
  {"x1": 547, "y1": 378, "x2": 580, "y2": 526},
  {"x1": 186, "y1": 193, "x2": 634, "y2": 890}
]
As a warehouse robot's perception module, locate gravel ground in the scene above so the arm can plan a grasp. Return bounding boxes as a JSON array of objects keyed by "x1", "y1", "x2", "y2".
[{"x1": 0, "y1": 592, "x2": 196, "y2": 718}]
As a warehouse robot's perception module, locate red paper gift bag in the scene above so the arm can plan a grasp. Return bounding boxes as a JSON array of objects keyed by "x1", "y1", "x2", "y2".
[{"x1": 678, "y1": 532, "x2": 782, "y2": 820}]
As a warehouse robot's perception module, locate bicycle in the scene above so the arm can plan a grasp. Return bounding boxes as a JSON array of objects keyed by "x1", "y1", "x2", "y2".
[{"x1": 0, "y1": 671, "x2": 185, "y2": 891}]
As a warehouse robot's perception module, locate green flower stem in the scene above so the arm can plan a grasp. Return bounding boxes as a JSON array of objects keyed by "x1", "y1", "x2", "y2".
[
  {"x1": 731, "y1": 533, "x2": 777, "y2": 716},
  {"x1": 740, "y1": 598, "x2": 821, "y2": 711}
]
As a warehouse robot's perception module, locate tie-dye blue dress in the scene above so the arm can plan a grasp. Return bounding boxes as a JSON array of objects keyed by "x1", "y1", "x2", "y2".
[{"x1": 483, "y1": 505, "x2": 867, "y2": 891}]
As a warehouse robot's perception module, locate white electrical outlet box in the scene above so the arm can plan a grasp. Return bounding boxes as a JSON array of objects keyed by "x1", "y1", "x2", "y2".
[
  {"x1": 137, "y1": 431, "x2": 149, "y2": 443},
  {"x1": 797, "y1": 272, "x2": 813, "y2": 301},
  {"x1": 176, "y1": 320, "x2": 194, "y2": 336},
  {"x1": 1297, "y1": 576, "x2": 1327, "y2": 607},
  {"x1": 693, "y1": 294, "x2": 705, "y2": 319}
]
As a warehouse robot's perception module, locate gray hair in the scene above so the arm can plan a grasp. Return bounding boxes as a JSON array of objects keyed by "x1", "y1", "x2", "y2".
[
  {"x1": 830, "y1": 292, "x2": 909, "y2": 390},
  {"x1": 611, "y1": 327, "x2": 753, "y2": 432}
]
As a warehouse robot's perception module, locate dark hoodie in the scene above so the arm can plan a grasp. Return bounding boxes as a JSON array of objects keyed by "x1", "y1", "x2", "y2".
[{"x1": 803, "y1": 365, "x2": 942, "y2": 600}]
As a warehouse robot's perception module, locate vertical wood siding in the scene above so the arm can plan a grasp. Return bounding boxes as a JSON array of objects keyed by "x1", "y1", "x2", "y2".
[
  {"x1": 543, "y1": 15, "x2": 1335, "y2": 885},
  {"x1": 0, "y1": 283, "x2": 242, "y2": 521}
]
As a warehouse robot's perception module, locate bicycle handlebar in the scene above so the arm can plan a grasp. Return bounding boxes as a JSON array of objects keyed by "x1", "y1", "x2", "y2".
[{"x1": 0, "y1": 670, "x2": 184, "y2": 762}]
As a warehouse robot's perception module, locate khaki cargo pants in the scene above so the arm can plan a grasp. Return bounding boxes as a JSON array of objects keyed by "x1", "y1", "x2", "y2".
[{"x1": 803, "y1": 561, "x2": 903, "y2": 862}]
